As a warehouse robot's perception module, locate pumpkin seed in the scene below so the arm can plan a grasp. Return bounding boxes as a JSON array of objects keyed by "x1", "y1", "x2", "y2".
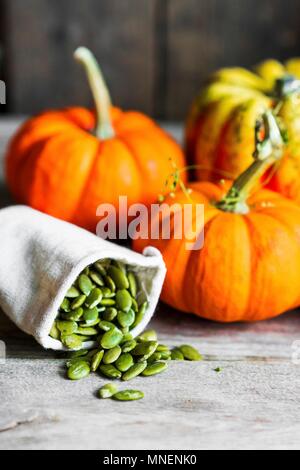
[
  {"x1": 112, "y1": 390, "x2": 144, "y2": 401},
  {"x1": 117, "y1": 309, "x2": 135, "y2": 328},
  {"x1": 89, "y1": 270, "x2": 105, "y2": 286},
  {"x1": 99, "y1": 364, "x2": 122, "y2": 379},
  {"x1": 57, "y1": 320, "x2": 78, "y2": 336},
  {"x1": 99, "y1": 383, "x2": 118, "y2": 399},
  {"x1": 179, "y1": 345, "x2": 203, "y2": 361},
  {"x1": 77, "y1": 326, "x2": 98, "y2": 336},
  {"x1": 61, "y1": 334, "x2": 83, "y2": 350},
  {"x1": 171, "y1": 349, "x2": 184, "y2": 361},
  {"x1": 60, "y1": 298, "x2": 71, "y2": 312},
  {"x1": 112, "y1": 260, "x2": 127, "y2": 273},
  {"x1": 147, "y1": 352, "x2": 162, "y2": 363},
  {"x1": 115, "y1": 353, "x2": 134, "y2": 372},
  {"x1": 122, "y1": 340, "x2": 137, "y2": 353},
  {"x1": 101, "y1": 328, "x2": 123, "y2": 349},
  {"x1": 78, "y1": 274, "x2": 94, "y2": 296},
  {"x1": 156, "y1": 344, "x2": 169, "y2": 352},
  {"x1": 62, "y1": 307, "x2": 84, "y2": 321},
  {"x1": 137, "y1": 330, "x2": 157, "y2": 342},
  {"x1": 122, "y1": 361, "x2": 147, "y2": 381},
  {"x1": 132, "y1": 301, "x2": 148, "y2": 328},
  {"x1": 101, "y1": 287, "x2": 114, "y2": 298},
  {"x1": 127, "y1": 272, "x2": 138, "y2": 298},
  {"x1": 66, "y1": 357, "x2": 89, "y2": 368},
  {"x1": 131, "y1": 297, "x2": 138, "y2": 313},
  {"x1": 83, "y1": 307, "x2": 99, "y2": 324},
  {"x1": 132, "y1": 341, "x2": 158, "y2": 358},
  {"x1": 98, "y1": 320, "x2": 117, "y2": 332},
  {"x1": 102, "y1": 308, "x2": 118, "y2": 321},
  {"x1": 94, "y1": 261, "x2": 108, "y2": 276},
  {"x1": 100, "y1": 298, "x2": 116, "y2": 307},
  {"x1": 108, "y1": 266, "x2": 129, "y2": 290},
  {"x1": 65, "y1": 286, "x2": 81, "y2": 298},
  {"x1": 49, "y1": 322, "x2": 60, "y2": 340},
  {"x1": 67, "y1": 361, "x2": 90, "y2": 380},
  {"x1": 91, "y1": 349, "x2": 104, "y2": 372},
  {"x1": 103, "y1": 345, "x2": 122, "y2": 364},
  {"x1": 116, "y1": 289, "x2": 132, "y2": 312},
  {"x1": 142, "y1": 361, "x2": 168, "y2": 377},
  {"x1": 68, "y1": 348, "x2": 89, "y2": 358},
  {"x1": 105, "y1": 275, "x2": 116, "y2": 293},
  {"x1": 85, "y1": 288, "x2": 103, "y2": 308},
  {"x1": 159, "y1": 351, "x2": 171, "y2": 360},
  {"x1": 80, "y1": 319, "x2": 100, "y2": 328},
  {"x1": 71, "y1": 294, "x2": 87, "y2": 310}
]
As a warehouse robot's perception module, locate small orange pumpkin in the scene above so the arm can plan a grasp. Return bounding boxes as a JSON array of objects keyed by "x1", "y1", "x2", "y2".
[
  {"x1": 5, "y1": 47, "x2": 186, "y2": 231},
  {"x1": 134, "y1": 112, "x2": 300, "y2": 322},
  {"x1": 186, "y1": 59, "x2": 300, "y2": 204}
]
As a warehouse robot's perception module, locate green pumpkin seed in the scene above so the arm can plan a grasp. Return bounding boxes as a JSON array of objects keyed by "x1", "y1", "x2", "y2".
[
  {"x1": 105, "y1": 275, "x2": 116, "y2": 293},
  {"x1": 131, "y1": 298, "x2": 138, "y2": 312},
  {"x1": 91, "y1": 349, "x2": 104, "y2": 372},
  {"x1": 71, "y1": 294, "x2": 87, "y2": 310},
  {"x1": 121, "y1": 333, "x2": 134, "y2": 343},
  {"x1": 67, "y1": 361, "x2": 90, "y2": 380},
  {"x1": 65, "y1": 286, "x2": 81, "y2": 298},
  {"x1": 179, "y1": 345, "x2": 202, "y2": 361},
  {"x1": 132, "y1": 341, "x2": 158, "y2": 359},
  {"x1": 99, "y1": 364, "x2": 122, "y2": 379},
  {"x1": 108, "y1": 266, "x2": 129, "y2": 290},
  {"x1": 101, "y1": 287, "x2": 115, "y2": 298},
  {"x1": 103, "y1": 345, "x2": 122, "y2": 364},
  {"x1": 156, "y1": 344, "x2": 169, "y2": 352},
  {"x1": 112, "y1": 260, "x2": 127, "y2": 273},
  {"x1": 137, "y1": 330, "x2": 157, "y2": 342},
  {"x1": 147, "y1": 352, "x2": 162, "y2": 363},
  {"x1": 57, "y1": 320, "x2": 78, "y2": 336},
  {"x1": 85, "y1": 288, "x2": 103, "y2": 308},
  {"x1": 112, "y1": 390, "x2": 144, "y2": 401},
  {"x1": 77, "y1": 326, "x2": 98, "y2": 336},
  {"x1": 121, "y1": 327, "x2": 129, "y2": 335},
  {"x1": 61, "y1": 334, "x2": 83, "y2": 350},
  {"x1": 78, "y1": 274, "x2": 93, "y2": 296},
  {"x1": 122, "y1": 340, "x2": 137, "y2": 353},
  {"x1": 100, "y1": 298, "x2": 116, "y2": 307},
  {"x1": 60, "y1": 298, "x2": 71, "y2": 312},
  {"x1": 68, "y1": 348, "x2": 89, "y2": 358},
  {"x1": 132, "y1": 301, "x2": 148, "y2": 328},
  {"x1": 66, "y1": 357, "x2": 89, "y2": 368},
  {"x1": 127, "y1": 272, "x2": 138, "y2": 298},
  {"x1": 101, "y1": 328, "x2": 123, "y2": 349},
  {"x1": 49, "y1": 322, "x2": 60, "y2": 340},
  {"x1": 80, "y1": 319, "x2": 100, "y2": 328},
  {"x1": 142, "y1": 361, "x2": 168, "y2": 377},
  {"x1": 102, "y1": 308, "x2": 118, "y2": 322},
  {"x1": 122, "y1": 361, "x2": 147, "y2": 381},
  {"x1": 115, "y1": 353, "x2": 134, "y2": 372},
  {"x1": 159, "y1": 351, "x2": 171, "y2": 360},
  {"x1": 89, "y1": 270, "x2": 105, "y2": 286},
  {"x1": 117, "y1": 309, "x2": 135, "y2": 328},
  {"x1": 94, "y1": 261, "x2": 109, "y2": 276},
  {"x1": 77, "y1": 335, "x2": 92, "y2": 342},
  {"x1": 171, "y1": 349, "x2": 184, "y2": 361},
  {"x1": 98, "y1": 320, "x2": 117, "y2": 332},
  {"x1": 83, "y1": 307, "x2": 99, "y2": 323},
  {"x1": 62, "y1": 307, "x2": 84, "y2": 321},
  {"x1": 116, "y1": 289, "x2": 132, "y2": 312},
  {"x1": 99, "y1": 383, "x2": 118, "y2": 399}
]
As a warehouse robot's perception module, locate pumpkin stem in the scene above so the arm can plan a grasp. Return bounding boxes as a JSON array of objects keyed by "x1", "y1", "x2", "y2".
[
  {"x1": 216, "y1": 111, "x2": 285, "y2": 214},
  {"x1": 74, "y1": 47, "x2": 115, "y2": 140}
]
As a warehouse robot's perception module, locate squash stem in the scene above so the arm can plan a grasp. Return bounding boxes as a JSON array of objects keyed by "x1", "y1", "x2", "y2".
[
  {"x1": 216, "y1": 111, "x2": 285, "y2": 214},
  {"x1": 74, "y1": 47, "x2": 115, "y2": 140}
]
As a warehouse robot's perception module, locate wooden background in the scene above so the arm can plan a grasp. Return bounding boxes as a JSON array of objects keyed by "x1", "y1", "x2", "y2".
[{"x1": 1, "y1": 0, "x2": 300, "y2": 119}]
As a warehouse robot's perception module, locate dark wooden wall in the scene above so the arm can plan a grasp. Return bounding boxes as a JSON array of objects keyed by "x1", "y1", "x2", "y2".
[{"x1": 1, "y1": 0, "x2": 300, "y2": 120}]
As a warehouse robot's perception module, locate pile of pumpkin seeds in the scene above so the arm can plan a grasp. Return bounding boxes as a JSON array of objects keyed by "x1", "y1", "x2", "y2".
[
  {"x1": 50, "y1": 259, "x2": 148, "y2": 351},
  {"x1": 50, "y1": 258, "x2": 202, "y2": 402}
]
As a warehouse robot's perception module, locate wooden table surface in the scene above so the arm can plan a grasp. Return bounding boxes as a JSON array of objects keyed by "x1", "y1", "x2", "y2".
[{"x1": 0, "y1": 118, "x2": 300, "y2": 450}]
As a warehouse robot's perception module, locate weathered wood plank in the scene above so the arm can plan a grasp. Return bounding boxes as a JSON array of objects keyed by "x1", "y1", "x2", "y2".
[
  {"x1": 166, "y1": 0, "x2": 300, "y2": 119},
  {"x1": 5, "y1": 0, "x2": 156, "y2": 115}
]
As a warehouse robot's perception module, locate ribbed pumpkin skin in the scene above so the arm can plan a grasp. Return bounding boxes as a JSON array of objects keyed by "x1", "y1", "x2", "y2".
[
  {"x1": 133, "y1": 181, "x2": 300, "y2": 322},
  {"x1": 186, "y1": 59, "x2": 300, "y2": 204},
  {"x1": 5, "y1": 106, "x2": 186, "y2": 231}
]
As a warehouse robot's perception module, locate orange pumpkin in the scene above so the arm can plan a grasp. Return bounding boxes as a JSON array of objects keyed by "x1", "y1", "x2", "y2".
[
  {"x1": 134, "y1": 112, "x2": 300, "y2": 322},
  {"x1": 5, "y1": 47, "x2": 186, "y2": 231},
  {"x1": 186, "y1": 59, "x2": 300, "y2": 204}
]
